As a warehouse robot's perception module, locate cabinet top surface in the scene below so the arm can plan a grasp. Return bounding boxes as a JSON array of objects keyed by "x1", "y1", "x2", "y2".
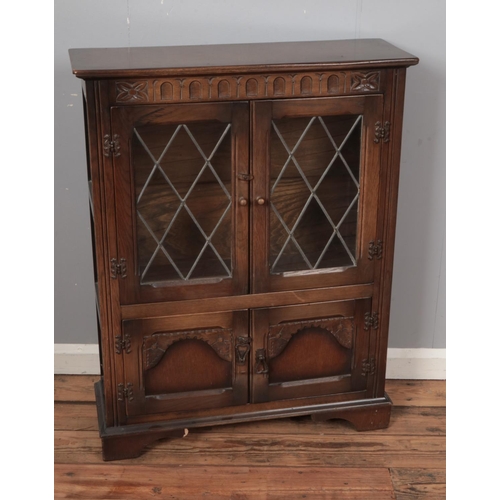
[{"x1": 69, "y1": 38, "x2": 418, "y2": 79}]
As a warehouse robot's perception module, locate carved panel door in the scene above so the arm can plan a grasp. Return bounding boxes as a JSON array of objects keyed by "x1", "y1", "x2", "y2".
[
  {"x1": 120, "y1": 311, "x2": 249, "y2": 418},
  {"x1": 251, "y1": 96, "x2": 384, "y2": 293},
  {"x1": 111, "y1": 102, "x2": 249, "y2": 304},
  {"x1": 251, "y1": 299, "x2": 373, "y2": 403}
]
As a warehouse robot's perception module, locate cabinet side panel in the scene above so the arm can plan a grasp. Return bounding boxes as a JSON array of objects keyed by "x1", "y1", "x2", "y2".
[
  {"x1": 373, "y1": 68, "x2": 408, "y2": 397},
  {"x1": 84, "y1": 81, "x2": 115, "y2": 426},
  {"x1": 96, "y1": 80, "x2": 124, "y2": 425}
]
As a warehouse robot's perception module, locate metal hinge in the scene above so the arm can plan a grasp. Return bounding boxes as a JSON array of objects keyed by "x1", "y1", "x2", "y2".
[
  {"x1": 368, "y1": 240, "x2": 383, "y2": 260},
  {"x1": 103, "y1": 134, "x2": 121, "y2": 157},
  {"x1": 110, "y1": 258, "x2": 127, "y2": 279},
  {"x1": 374, "y1": 121, "x2": 390, "y2": 144},
  {"x1": 115, "y1": 334, "x2": 131, "y2": 355},
  {"x1": 361, "y1": 357, "x2": 376, "y2": 377},
  {"x1": 364, "y1": 312, "x2": 379, "y2": 330},
  {"x1": 117, "y1": 383, "x2": 134, "y2": 402}
]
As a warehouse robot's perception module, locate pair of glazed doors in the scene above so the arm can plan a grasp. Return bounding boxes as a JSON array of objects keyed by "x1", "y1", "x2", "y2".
[{"x1": 110, "y1": 94, "x2": 383, "y2": 418}]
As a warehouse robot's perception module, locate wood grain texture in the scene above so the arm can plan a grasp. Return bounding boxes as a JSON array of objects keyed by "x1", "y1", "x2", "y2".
[
  {"x1": 55, "y1": 464, "x2": 394, "y2": 499},
  {"x1": 390, "y1": 468, "x2": 446, "y2": 499},
  {"x1": 387, "y1": 380, "x2": 446, "y2": 407},
  {"x1": 54, "y1": 375, "x2": 101, "y2": 402},
  {"x1": 54, "y1": 377, "x2": 444, "y2": 498},
  {"x1": 55, "y1": 429, "x2": 444, "y2": 468},
  {"x1": 69, "y1": 39, "x2": 418, "y2": 79}
]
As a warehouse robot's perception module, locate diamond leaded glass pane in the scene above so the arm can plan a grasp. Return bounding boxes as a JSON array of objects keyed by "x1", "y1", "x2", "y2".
[
  {"x1": 132, "y1": 121, "x2": 232, "y2": 285},
  {"x1": 270, "y1": 114, "x2": 362, "y2": 275}
]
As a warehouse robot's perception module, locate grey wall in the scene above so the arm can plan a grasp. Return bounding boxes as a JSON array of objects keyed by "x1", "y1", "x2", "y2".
[{"x1": 55, "y1": 0, "x2": 445, "y2": 348}]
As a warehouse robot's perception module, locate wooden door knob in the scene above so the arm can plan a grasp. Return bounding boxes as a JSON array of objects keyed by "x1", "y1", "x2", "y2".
[
  {"x1": 256, "y1": 197, "x2": 266, "y2": 205},
  {"x1": 239, "y1": 197, "x2": 248, "y2": 206}
]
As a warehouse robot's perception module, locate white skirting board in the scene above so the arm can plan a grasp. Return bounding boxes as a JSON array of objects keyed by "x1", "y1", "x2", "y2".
[{"x1": 54, "y1": 344, "x2": 446, "y2": 379}]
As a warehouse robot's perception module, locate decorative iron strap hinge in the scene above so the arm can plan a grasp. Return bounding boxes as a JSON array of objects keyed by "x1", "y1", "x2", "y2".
[
  {"x1": 110, "y1": 258, "x2": 127, "y2": 279},
  {"x1": 361, "y1": 357, "x2": 376, "y2": 377},
  {"x1": 103, "y1": 134, "x2": 121, "y2": 157},
  {"x1": 117, "y1": 383, "x2": 134, "y2": 402},
  {"x1": 374, "y1": 121, "x2": 390, "y2": 144},
  {"x1": 368, "y1": 240, "x2": 383, "y2": 260},
  {"x1": 115, "y1": 334, "x2": 131, "y2": 355},
  {"x1": 364, "y1": 312, "x2": 379, "y2": 330}
]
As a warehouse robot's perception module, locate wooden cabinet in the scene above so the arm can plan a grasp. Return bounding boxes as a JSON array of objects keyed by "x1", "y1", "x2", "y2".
[{"x1": 70, "y1": 38, "x2": 418, "y2": 460}]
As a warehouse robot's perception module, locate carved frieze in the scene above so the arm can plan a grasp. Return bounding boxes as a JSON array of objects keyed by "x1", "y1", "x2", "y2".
[
  {"x1": 142, "y1": 328, "x2": 232, "y2": 370},
  {"x1": 109, "y1": 70, "x2": 387, "y2": 104},
  {"x1": 267, "y1": 316, "x2": 354, "y2": 359}
]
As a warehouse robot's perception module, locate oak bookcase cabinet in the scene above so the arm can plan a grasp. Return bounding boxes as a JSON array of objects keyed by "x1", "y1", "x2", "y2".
[{"x1": 69, "y1": 39, "x2": 418, "y2": 461}]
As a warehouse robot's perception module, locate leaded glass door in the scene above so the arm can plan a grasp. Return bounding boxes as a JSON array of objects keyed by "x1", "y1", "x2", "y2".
[
  {"x1": 112, "y1": 102, "x2": 249, "y2": 304},
  {"x1": 251, "y1": 96, "x2": 383, "y2": 293}
]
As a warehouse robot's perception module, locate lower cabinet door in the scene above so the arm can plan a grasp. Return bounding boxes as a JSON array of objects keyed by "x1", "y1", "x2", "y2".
[
  {"x1": 251, "y1": 299, "x2": 372, "y2": 403},
  {"x1": 121, "y1": 310, "x2": 249, "y2": 416}
]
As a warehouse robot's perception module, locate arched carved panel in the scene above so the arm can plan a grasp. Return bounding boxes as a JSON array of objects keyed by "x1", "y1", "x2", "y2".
[
  {"x1": 300, "y1": 76, "x2": 313, "y2": 95},
  {"x1": 268, "y1": 327, "x2": 352, "y2": 384},
  {"x1": 327, "y1": 74, "x2": 340, "y2": 94},
  {"x1": 268, "y1": 316, "x2": 354, "y2": 359},
  {"x1": 246, "y1": 78, "x2": 258, "y2": 97},
  {"x1": 273, "y1": 77, "x2": 286, "y2": 96},
  {"x1": 189, "y1": 80, "x2": 202, "y2": 100},
  {"x1": 218, "y1": 79, "x2": 231, "y2": 98},
  {"x1": 143, "y1": 328, "x2": 232, "y2": 371},
  {"x1": 160, "y1": 81, "x2": 173, "y2": 101}
]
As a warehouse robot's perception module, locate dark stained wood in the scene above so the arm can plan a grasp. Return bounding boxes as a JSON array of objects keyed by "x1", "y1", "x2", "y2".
[
  {"x1": 252, "y1": 96, "x2": 383, "y2": 294},
  {"x1": 112, "y1": 101, "x2": 249, "y2": 305},
  {"x1": 71, "y1": 40, "x2": 418, "y2": 460},
  {"x1": 373, "y1": 67, "x2": 409, "y2": 399},
  {"x1": 69, "y1": 39, "x2": 418, "y2": 79},
  {"x1": 54, "y1": 376, "x2": 446, "y2": 408},
  {"x1": 120, "y1": 283, "x2": 375, "y2": 318},
  {"x1": 251, "y1": 299, "x2": 371, "y2": 403},
  {"x1": 121, "y1": 311, "x2": 249, "y2": 417}
]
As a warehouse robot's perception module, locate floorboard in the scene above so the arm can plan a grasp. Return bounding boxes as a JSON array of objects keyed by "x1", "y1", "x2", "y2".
[{"x1": 54, "y1": 376, "x2": 445, "y2": 499}]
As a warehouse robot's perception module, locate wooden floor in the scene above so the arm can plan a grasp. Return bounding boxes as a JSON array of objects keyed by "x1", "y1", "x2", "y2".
[{"x1": 55, "y1": 376, "x2": 445, "y2": 499}]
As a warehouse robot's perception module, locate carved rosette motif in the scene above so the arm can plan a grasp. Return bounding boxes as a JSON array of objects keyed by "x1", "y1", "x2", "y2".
[
  {"x1": 267, "y1": 317, "x2": 354, "y2": 359},
  {"x1": 142, "y1": 328, "x2": 232, "y2": 370},
  {"x1": 116, "y1": 81, "x2": 149, "y2": 102},
  {"x1": 350, "y1": 72, "x2": 380, "y2": 92}
]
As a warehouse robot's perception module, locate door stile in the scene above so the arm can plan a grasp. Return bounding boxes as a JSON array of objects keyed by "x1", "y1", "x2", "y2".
[
  {"x1": 231, "y1": 102, "x2": 251, "y2": 297},
  {"x1": 250, "y1": 308, "x2": 271, "y2": 403},
  {"x1": 250, "y1": 101, "x2": 272, "y2": 294}
]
